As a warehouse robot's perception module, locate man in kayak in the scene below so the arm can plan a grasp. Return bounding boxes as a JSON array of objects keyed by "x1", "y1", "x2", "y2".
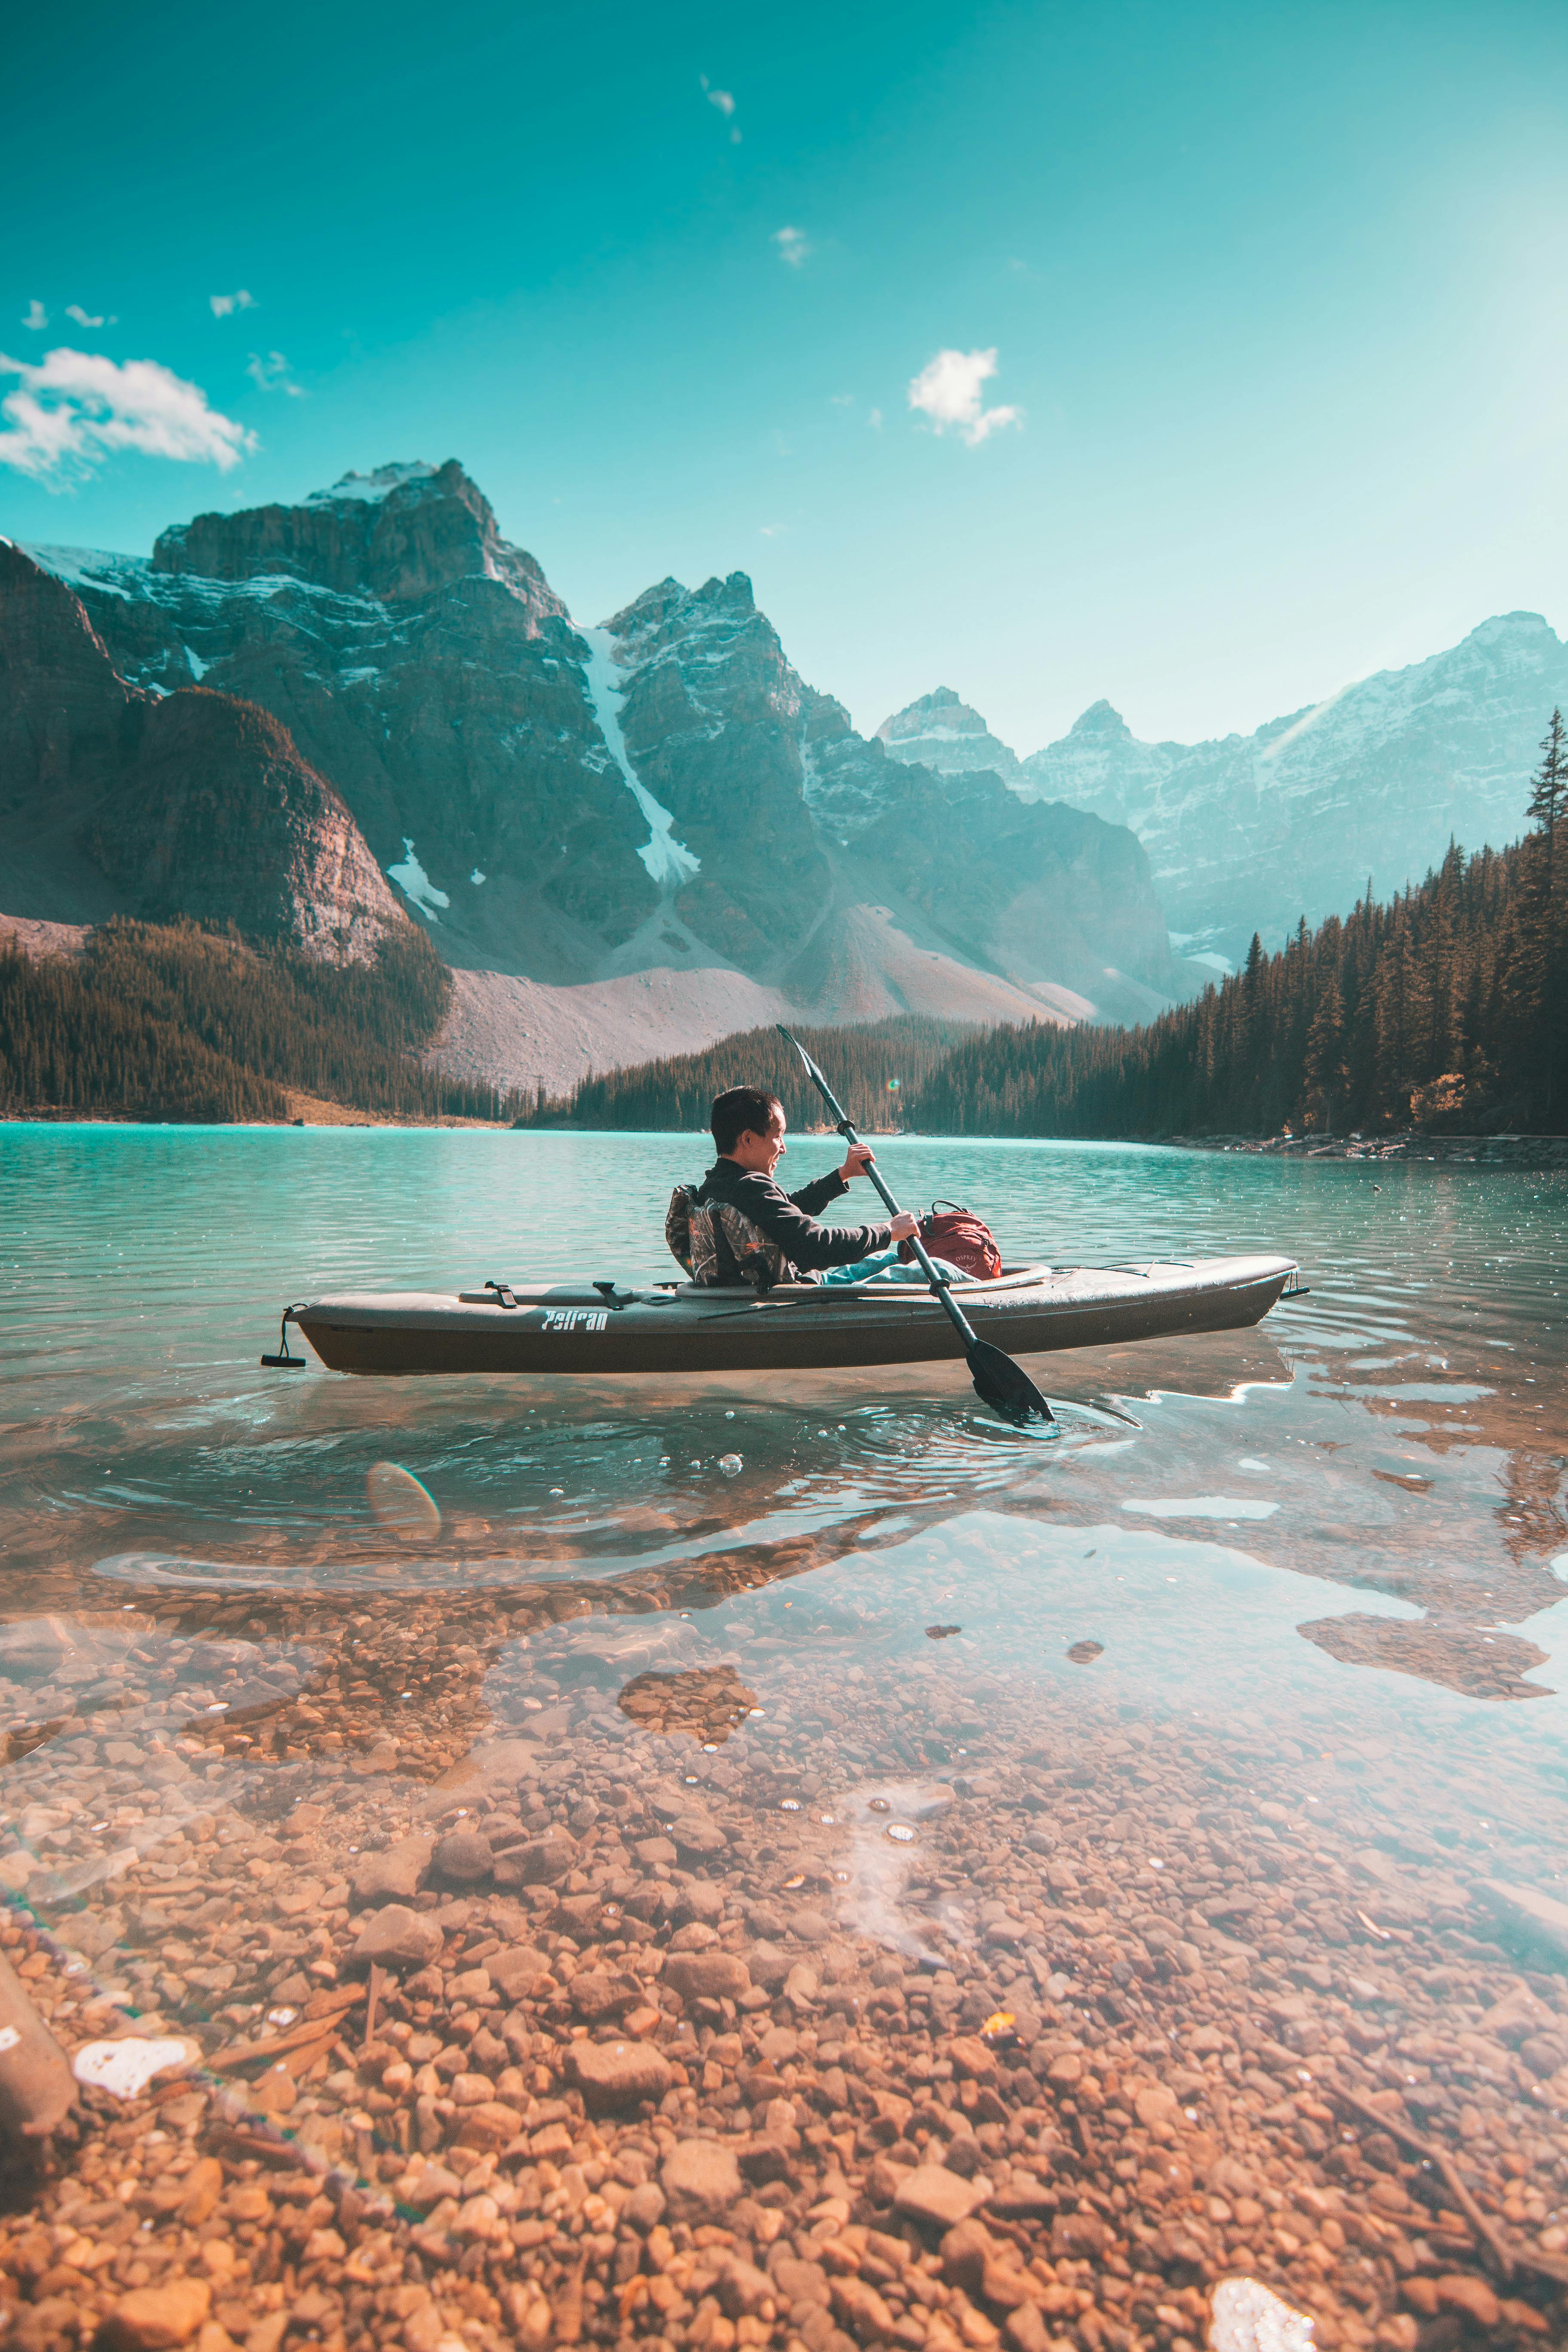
[{"x1": 670, "y1": 1085, "x2": 917, "y2": 1289}]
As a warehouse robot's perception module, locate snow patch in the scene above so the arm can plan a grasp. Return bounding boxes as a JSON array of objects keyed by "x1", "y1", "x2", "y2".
[
  {"x1": 387, "y1": 839, "x2": 450, "y2": 922},
  {"x1": 573, "y1": 625, "x2": 701, "y2": 888},
  {"x1": 308, "y1": 462, "x2": 436, "y2": 506},
  {"x1": 471, "y1": 869, "x2": 486, "y2": 885},
  {"x1": 183, "y1": 645, "x2": 207, "y2": 680},
  {"x1": 20, "y1": 544, "x2": 147, "y2": 602}
]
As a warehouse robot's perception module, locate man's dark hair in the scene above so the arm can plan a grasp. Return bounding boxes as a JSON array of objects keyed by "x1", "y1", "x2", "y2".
[{"x1": 712, "y1": 1086, "x2": 783, "y2": 1155}]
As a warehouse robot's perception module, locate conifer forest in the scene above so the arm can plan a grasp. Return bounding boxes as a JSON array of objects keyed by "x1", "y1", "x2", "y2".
[{"x1": 3, "y1": 729, "x2": 1563, "y2": 1135}]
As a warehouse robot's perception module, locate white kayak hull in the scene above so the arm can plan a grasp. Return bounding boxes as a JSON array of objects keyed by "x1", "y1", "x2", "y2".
[{"x1": 281, "y1": 1256, "x2": 1302, "y2": 1378}]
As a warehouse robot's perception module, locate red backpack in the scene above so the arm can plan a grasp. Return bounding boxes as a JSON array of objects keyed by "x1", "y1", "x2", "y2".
[{"x1": 897, "y1": 1199, "x2": 1002, "y2": 1280}]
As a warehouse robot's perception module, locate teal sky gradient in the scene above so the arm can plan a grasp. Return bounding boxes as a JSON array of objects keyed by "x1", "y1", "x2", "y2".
[{"x1": 6, "y1": 0, "x2": 1566, "y2": 749}]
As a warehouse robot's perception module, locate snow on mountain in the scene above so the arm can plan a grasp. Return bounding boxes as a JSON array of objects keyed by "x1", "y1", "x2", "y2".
[
  {"x1": 573, "y1": 622, "x2": 701, "y2": 887},
  {"x1": 306, "y1": 462, "x2": 438, "y2": 505},
  {"x1": 881, "y1": 614, "x2": 1568, "y2": 962},
  {"x1": 9, "y1": 463, "x2": 1182, "y2": 1086}
]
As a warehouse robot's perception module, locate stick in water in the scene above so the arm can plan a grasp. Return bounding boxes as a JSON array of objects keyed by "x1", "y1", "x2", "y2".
[{"x1": 776, "y1": 1027, "x2": 1053, "y2": 1426}]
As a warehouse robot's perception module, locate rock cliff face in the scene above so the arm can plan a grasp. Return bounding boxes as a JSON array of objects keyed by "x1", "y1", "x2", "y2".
[
  {"x1": 93, "y1": 689, "x2": 408, "y2": 959},
  {"x1": 12, "y1": 463, "x2": 1184, "y2": 1084},
  {"x1": 0, "y1": 540, "x2": 407, "y2": 959},
  {"x1": 0, "y1": 539, "x2": 144, "y2": 924},
  {"x1": 154, "y1": 460, "x2": 564, "y2": 619},
  {"x1": 882, "y1": 614, "x2": 1568, "y2": 964}
]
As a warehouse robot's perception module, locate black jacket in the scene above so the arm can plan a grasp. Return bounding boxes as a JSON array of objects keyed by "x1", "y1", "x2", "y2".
[{"x1": 692, "y1": 1157, "x2": 892, "y2": 1281}]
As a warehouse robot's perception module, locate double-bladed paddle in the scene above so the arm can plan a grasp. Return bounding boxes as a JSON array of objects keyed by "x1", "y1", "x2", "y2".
[{"x1": 776, "y1": 1026, "x2": 1053, "y2": 1426}]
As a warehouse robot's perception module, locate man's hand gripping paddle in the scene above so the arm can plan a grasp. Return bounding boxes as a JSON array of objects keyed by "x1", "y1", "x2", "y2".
[{"x1": 777, "y1": 1027, "x2": 1053, "y2": 1426}]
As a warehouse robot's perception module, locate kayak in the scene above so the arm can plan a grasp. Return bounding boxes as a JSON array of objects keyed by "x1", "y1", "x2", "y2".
[{"x1": 274, "y1": 1255, "x2": 1302, "y2": 1378}]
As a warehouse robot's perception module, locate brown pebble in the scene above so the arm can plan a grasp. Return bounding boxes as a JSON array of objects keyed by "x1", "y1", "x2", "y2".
[
  {"x1": 566, "y1": 2038, "x2": 673, "y2": 2113},
  {"x1": 662, "y1": 2136, "x2": 743, "y2": 2220},
  {"x1": 350, "y1": 1903, "x2": 444, "y2": 1970},
  {"x1": 99, "y1": 2279, "x2": 212, "y2": 2351}
]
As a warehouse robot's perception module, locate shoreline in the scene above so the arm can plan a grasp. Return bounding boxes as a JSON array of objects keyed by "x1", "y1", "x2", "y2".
[
  {"x1": 1171, "y1": 1131, "x2": 1568, "y2": 1168},
  {"x1": 5, "y1": 1109, "x2": 1567, "y2": 1165}
]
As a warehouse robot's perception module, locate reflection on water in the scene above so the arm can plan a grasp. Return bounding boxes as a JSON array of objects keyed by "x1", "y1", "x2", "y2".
[{"x1": 1, "y1": 1128, "x2": 1565, "y2": 2341}]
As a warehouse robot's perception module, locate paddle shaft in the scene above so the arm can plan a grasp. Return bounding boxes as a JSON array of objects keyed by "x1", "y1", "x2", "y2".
[{"x1": 784, "y1": 1051, "x2": 988, "y2": 1356}]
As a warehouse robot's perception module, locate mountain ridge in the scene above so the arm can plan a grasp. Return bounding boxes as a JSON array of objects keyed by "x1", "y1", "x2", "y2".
[
  {"x1": 9, "y1": 460, "x2": 1183, "y2": 1091},
  {"x1": 880, "y1": 613, "x2": 1568, "y2": 964}
]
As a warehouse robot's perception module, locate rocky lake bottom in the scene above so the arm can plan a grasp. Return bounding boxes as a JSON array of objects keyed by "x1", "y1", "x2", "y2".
[{"x1": 1, "y1": 1128, "x2": 1565, "y2": 2352}]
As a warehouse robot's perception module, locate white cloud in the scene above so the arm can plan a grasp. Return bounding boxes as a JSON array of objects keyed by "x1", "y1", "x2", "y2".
[
  {"x1": 907, "y1": 346, "x2": 1023, "y2": 446},
  {"x1": 869, "y1": 407, "x2": 883, "y2": 430},
  {"x1": 21, "y1": 300, "x2": 47, "y2": 332},
  {"x1": 210, "y1": 289, "x2": 256, "y2": 318},
  {"x1": 830, "y1": 392, "x2": 854, "y2": 408},
  {"x1": 246, "y1": 349, "x2": 304, "y2": 398},
  {"x1": 773, "y1": 225, "x2": 810, "y2": 269},
  {"x1": 65, "y1": 304, "x2": 116, "y2": 328},
  {"x1": 699, "y1": 73, "x2": 741, "y2": 142},
  {"x1": 0, "y1": 346, "x2": 257, "y2": 482}
]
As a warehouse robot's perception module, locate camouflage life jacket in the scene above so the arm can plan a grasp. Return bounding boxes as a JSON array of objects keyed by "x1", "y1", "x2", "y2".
[{"x1": 665, "y1": 1185, "x2": 785, "y2": 1292}]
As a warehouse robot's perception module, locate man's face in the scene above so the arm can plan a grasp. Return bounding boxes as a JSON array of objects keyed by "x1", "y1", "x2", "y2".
[{"x1": 732, "y1": 1108, "x2": 787, "y2": 1176}]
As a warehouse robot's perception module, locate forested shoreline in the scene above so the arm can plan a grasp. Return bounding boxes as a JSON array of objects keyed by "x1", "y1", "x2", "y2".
[
  {"x1": 4, "y1": 733, "x2": 1561, "y2": 1137},
  {"x1": 511, "y1": 1016, "x2": 975, "y2": 1139},
  {"x1": 0, "y1": 919, "x2": 523, "y2": 1125}
]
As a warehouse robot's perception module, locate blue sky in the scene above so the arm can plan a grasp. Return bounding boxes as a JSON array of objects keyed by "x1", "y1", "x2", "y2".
[{"x1": 6, "y1": 0, "x2": 1566, "y2": 751}]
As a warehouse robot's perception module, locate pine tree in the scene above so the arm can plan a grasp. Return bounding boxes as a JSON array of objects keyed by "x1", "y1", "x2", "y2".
[
  {"x1": 1302, "y1": 974, "x2": 1347, "y2": 1133},
  {"x1": 1529, "y1": 708, "x2": 1567, "y2": 850},
  {"x1": 1524, "y1": 710, "x2": 1567, "y2": 1118}
]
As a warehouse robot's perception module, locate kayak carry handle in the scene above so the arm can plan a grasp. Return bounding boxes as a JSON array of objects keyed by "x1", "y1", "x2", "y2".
[{"x1": 261, "y1": 1305, "x2": 307, "y2": 1370}]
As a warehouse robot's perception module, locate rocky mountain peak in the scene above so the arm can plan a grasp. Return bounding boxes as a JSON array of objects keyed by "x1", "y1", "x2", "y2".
[
  {"x1": 1069, "y1": 698, "x2": 1132, "y2": 739},
  {"x1": 879, "y1": 686, "x2": 979, "y2": 741},
  {"x1": 8, "y1": 464, "x2": 1185, "y2": 1079},
  {"x1": 1022, "y1": 612, "x2": 1568, "y2": 962},
  {"x1": 1465, "y1": 610, "x2": 1553, "y2": 647},
  {"x1": 150, "y1": 458, "x2": 564, "y2": 625},
  {"x1": 876, "y1": 687, "x2": 1022, "y2": 784}
]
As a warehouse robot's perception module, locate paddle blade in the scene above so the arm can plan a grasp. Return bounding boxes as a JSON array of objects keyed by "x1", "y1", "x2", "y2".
[{"x1": 966, "y1": 1340, "x2": 1054, "y2": 1425}]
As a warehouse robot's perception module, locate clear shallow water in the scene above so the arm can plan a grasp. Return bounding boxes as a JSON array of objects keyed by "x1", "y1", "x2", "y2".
[
  {"x1": 2, "y1": 1127, "x2": 1565, "y2": 1711},
  {"x1": 2, "y1": 1128, "x2": 1567, "y2": 2211}
]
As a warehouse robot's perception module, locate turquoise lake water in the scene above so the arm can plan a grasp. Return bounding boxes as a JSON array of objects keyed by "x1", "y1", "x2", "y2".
[{"x1": 0, "y1": 1123, "x2": 1565, "y2": 2032}]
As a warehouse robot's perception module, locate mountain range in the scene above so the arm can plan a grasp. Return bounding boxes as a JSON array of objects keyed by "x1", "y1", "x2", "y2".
[
  {"x1": 3, "y1": 461, "x2": 1181, "y2": 1093},
  {"x1": 879, "y1": 615, "x2": 1568, "y2": 966}
]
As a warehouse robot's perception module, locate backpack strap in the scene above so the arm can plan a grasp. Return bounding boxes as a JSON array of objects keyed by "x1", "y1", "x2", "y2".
[{"x1": 665, "y1": 1185, "x2": 695, "y2": 1276}]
